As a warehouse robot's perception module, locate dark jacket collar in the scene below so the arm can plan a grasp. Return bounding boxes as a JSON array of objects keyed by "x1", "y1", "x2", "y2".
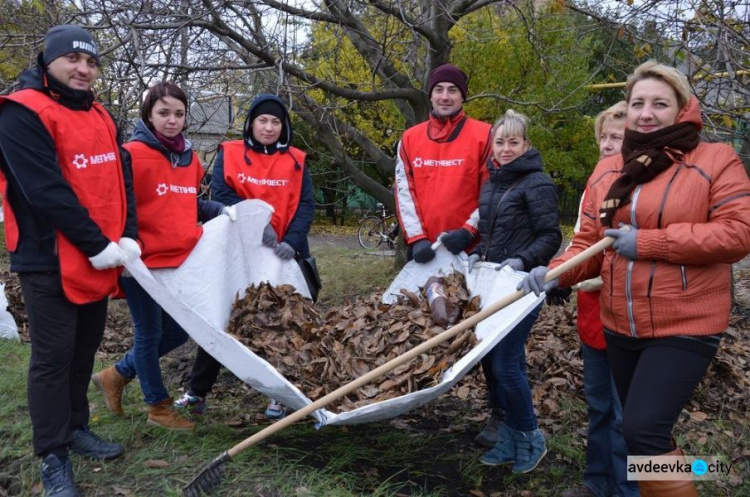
[
  {"x1": 488, "y1": 147, "x2": 544, "y2": 184},
  {"x1": 130, "y1": 119, "x2": 194, "y2": 167}
]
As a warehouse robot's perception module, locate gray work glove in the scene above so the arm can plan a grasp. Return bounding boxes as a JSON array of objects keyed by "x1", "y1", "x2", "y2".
[
  {"x1": 221, "y1": 205, "x2": 237, "y2": 222},
  {"x1": 117, "y1": 237, "x2": 141, "y2": 262},
  {"x1": 89, "y1": 241, "x2": 126, "y2": 270},
  {"x1": 274, "y1": 241, "x2": 295, "y2": 260},
  {"x1": 495, "y1": 257, "x2": 524, "y2": 272},
  {"x1": 262, "y1": 223, "x2": 278, "y2": 248},
  {"x1": 517, "y1": 266, "x2": 558, "y2": 296},
  {"x1": 467, "y1": 253, "x2": 481, "y2": 273},
  {"x1": 604, "y1": 224, "x2": 638, "y2": 260},
  {"x1": 411, "y1": 239, "x2": 436, "y2": 263},
  {"x1": 440, "y1": 228, "x2": 475, "y2": 255}
]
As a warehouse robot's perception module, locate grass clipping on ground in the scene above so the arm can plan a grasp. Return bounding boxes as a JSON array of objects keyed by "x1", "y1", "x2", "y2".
[{"x1": 226, "y1": 272, "x2": 481, "y2": 412}]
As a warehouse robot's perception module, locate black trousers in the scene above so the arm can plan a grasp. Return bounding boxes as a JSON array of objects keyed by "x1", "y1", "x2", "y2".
[
  {"x1": 605, "y1": 333, "x2": 717, "y2": 456},
  {"x1": 20, "y1": 272, "x2": 108, "y2": 457},
  {"x1": 189, "y1": 347, "x2": 222, "y2": 398}
]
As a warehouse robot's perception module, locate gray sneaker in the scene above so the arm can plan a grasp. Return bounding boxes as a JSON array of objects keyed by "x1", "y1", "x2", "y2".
[
  {"x1": 41, "y1": 454, "x2": 79, "y2": 497},
  {"x1": 70, "y1": 427, "x2": 124, "y2": 460},
  {"x1": 479, "y1": 423, "x2": 516, "y2": 465},
  {"x1": 474, "y1": 411, "x2": 504, "y2": 448},
  {"x1": 512, "y1": 428, "x2": 547, "y2": 473}
]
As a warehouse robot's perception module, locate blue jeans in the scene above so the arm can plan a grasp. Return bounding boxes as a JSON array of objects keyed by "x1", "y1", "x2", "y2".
[
  {"x1": 581, "y1": 344, "x2": 639, "y2": 497},
  {"x1": 481, "y1": 303, "x2": 542, "y2": 432},
  {"x1": 115, "y1": 277, "x2": 189, "y2": 405}
]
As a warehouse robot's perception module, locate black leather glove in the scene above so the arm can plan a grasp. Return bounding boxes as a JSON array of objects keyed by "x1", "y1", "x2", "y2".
[
  {"x1": 545, "y1": 287, "x2": 572, "y2": 306},
  {"x1": 411, "y1": 239, "x2": 436, "y2": 263},
  {"x1": 440, "y1": 228, "x2": 474, "y2": 255}
]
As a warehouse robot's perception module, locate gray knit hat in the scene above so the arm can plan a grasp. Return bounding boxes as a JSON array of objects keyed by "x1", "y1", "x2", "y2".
[{"x1": 43, "y1": 25, "x2": 99, "y2": 65}]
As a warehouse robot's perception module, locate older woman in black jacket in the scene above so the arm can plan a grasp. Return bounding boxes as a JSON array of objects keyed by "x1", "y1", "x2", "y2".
[{"x1": 471, "y1": 109, "x2": 561, "y2": 474}]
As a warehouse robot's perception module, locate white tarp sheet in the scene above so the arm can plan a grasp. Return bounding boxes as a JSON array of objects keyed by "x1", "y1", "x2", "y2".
[{"x1": 125, "y1": 199, "x2": 542, "y2": 427}]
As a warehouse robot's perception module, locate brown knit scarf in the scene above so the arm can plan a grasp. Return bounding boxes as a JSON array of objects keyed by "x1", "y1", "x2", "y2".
[{"x1": 599, "y1": 122, "x2": 700, "y2": 227}]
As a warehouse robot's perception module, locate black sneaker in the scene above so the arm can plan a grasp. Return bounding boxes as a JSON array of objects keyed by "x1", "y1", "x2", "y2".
[
  {"x1": 70, "y1": 427, "x2": 124, "y2": 460},
  {"x1": 41, "y1": 454, "x2": 78, "y2": 497}
]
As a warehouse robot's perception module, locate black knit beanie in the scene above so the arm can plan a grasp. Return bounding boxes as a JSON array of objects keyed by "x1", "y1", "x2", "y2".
[
  {"x1": 427, "y1": 64, "x2": 468, "y2": 100},
  {"x1": 250, "y1": 100, "x2": 285, "y2": 122},
  {"x1": 43, "y1": 25, "x2": 99, "y2": 65}
]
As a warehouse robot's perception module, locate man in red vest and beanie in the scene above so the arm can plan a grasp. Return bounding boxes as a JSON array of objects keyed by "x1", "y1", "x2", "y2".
[
  {"x1": 394, "y1": 63, "x2": 491, "y2": 262},
  {"x1": 0, "y1": 24, "x2": 138, "y2": 496}
]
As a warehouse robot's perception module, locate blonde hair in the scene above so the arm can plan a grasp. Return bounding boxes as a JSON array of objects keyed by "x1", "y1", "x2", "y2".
[
  {"x1": 625, "y1": 60, "x2": 691, "y2": 109},
  {"x1": 594, "y1": 101, "x2": 627, "y2": 144},
  {"x1": 492, "y1": 109, "x2": 530, "y2": 141}
]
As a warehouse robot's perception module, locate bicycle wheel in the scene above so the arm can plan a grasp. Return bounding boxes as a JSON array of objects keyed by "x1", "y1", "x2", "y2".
[
  {"x1": 358, "y1": 216, "x2": 384, "y2": 249},
  {"x1": 384, "y1": 215, "x2": 399, "y2": 248}
]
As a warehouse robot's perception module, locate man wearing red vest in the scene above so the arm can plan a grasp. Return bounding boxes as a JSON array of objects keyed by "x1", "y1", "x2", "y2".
[
  {"x1": 395, "y1": 63, "x2": 491, "y2": 262},
  {"x1": 0, "y1": 25, "x2": 138, "y2": 497}
]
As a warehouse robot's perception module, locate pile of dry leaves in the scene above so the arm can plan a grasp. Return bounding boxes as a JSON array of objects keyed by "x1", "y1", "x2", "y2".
[{"x1": 227, "y1": 273, "x2": 481, "y2": 411}]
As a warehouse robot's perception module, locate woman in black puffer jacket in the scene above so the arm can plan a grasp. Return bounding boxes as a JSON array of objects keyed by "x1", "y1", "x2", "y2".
[{"x1": 473, "y1": 109, "x2": 561, "y2": 474}]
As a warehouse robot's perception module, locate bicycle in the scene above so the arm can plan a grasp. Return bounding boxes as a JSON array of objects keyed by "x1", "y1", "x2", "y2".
[{"x1": 358, "y1": 202, "x2": 399, "y2": 250}]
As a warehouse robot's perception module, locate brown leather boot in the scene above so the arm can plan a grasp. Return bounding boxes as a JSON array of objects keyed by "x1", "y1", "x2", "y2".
[
  {"x1": 637, "y1": 448, "x2": 699, "y2": 497},
  {"x1": 91, "y1": 366, "x2": 131, "y2": 416},
  {"x1": 147, "y1": 398, "x2": 195, "y2": 430}
]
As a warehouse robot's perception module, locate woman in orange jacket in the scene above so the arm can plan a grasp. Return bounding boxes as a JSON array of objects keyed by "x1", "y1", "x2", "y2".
[{"x1": 520, "y1": 61, "x2": 750, "y2": 496}]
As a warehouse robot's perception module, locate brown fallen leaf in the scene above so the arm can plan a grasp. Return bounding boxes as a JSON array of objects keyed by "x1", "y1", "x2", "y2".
[
  {"x1": 112, "y1": 486, "x2": 136, "y2": 496},
  {"x1": 225, "y1": 416, "x2": 245, "y2": 427}
]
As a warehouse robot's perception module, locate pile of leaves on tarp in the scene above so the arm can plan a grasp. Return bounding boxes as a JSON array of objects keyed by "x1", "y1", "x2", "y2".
[{"x1": 226, "y1": 272, "x2": 481, "y2": 411}]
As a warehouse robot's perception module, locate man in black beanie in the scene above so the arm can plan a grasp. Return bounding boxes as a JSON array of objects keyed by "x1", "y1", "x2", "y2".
[
  {"x1": 394, "y1": 63, "x2": 491, "y2": 263},
  {"x1": 0, "y1": 24, "x2": 138, "y2": 496}
]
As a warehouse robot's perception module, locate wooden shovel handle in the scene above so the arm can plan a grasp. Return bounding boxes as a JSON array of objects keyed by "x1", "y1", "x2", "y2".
[{"x1": 226, "y1": 234, "x2": 615, "y2": 458}]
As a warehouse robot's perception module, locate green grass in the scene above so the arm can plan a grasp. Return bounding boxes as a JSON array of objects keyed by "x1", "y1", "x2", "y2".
[{"x1": 314, "y1": 238, "x2": 400, "y2": 308}]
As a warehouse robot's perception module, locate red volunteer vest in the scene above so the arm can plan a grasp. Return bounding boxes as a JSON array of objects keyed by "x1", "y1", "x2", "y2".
[
  {"x1": 0, "y1": 89, "x2": 126, "y2": 304},
  {"x1": 221, "y1": 141, "x2": 306, "y2": 239},
  {"x1": 398, "y1": 117, "x2": 490, "y2": 243},
  {"x1": 124, "y1": 141, "x2": 203, "y2": 268},
  {"x1": 577, "y1": 290, "x2": 605, "y2": 349},
  {"x1": 571, "y1": 188, "x2": 605, "y2": 349}
]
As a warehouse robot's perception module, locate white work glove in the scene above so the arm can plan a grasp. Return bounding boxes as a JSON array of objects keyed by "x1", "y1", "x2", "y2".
[
  {"x1": 222, "y1": 205, "x2": 237, "y2": 222},
  {"x1": 117, "y1": 237, "x2": 141, "y2": 262},
  {"x1": 89, "y1": 241, "x2": 126, "y2": 270},
  {"x1": 577, "y1": 276, "x2": 603, "y2": 292},
  {"x1": 467, "y1": 253, "x2": 481, "y2": 273},
  {"x1": 274, "y1": 241, "x2": 295, "y2": 260},
  {"x1": 262, "y1": 223, "x2": 278, "y2": 248}
]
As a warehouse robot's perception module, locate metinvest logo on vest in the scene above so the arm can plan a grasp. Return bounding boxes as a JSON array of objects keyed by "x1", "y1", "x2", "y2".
[
  {"x1": 72, "y1": 151, "x2": 116, "y2": 169},
  {"x1": 412, "y1": 156, "x2": 464, "y2": 168},
  {"x1": 156, "y1": 183, "x2": 198, "y2": 196},
  {"x1": 236, "y1": 173, "x2": 289, "y2": 187}
]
